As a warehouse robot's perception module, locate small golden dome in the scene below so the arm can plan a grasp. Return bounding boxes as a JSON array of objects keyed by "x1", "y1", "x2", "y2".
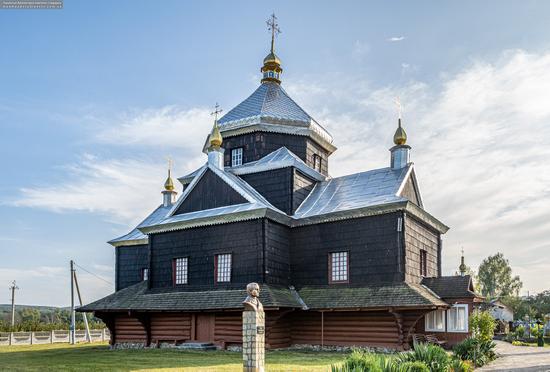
[
  {"x1": 393, "y1": 119, "x2": 407, "y2": 145},
  {"x1": 263, "y1": 52, "x2": 281, "y2": 65},
  {"x1": 164, "y1": 170, "x2": 175, "y2": 191},
  {"x1": 209, "y1": 121, "x2": 223, "y2": 148}
]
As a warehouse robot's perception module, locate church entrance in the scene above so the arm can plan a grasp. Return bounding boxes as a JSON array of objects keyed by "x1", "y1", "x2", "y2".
[{"x1": 195, "y1": 314, "x2": 215, "y2": 342}]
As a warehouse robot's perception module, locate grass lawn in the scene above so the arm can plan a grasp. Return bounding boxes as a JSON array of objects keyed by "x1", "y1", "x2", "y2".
[{"x1": 0, "y1": 342, "x2": 347, "y2": 372}]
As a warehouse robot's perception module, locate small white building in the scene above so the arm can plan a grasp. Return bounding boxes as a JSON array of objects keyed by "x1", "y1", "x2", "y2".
[{"x1": 488, "y1": 299, "x2": 514, "y2": 322}]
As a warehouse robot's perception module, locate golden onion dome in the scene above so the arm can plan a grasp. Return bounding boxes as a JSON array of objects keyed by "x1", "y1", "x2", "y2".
[
  {"x1": 209, "y1": 121, "x2": 223, "y2": 148},
  {"x1": 393, "y1": 119, "x2": 407, "y2": 145},
  {"x1": 263, "y1": 52, "x2": 281, "y2": 65},
  {"x1": 164, "y1": 170, "x2": 175, "y2": 191}
]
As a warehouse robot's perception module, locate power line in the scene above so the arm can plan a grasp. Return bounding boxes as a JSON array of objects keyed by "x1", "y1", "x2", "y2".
[{"x1": 73, "y1": 262, "x2": 113, "y2": 286}]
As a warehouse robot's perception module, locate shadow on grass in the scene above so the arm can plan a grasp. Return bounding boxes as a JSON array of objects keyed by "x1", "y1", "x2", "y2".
[{"x1": 0, "y1": 343, "x2": 346, "y2": 372}]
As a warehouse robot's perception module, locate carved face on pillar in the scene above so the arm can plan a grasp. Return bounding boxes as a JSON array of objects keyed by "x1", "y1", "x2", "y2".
[{"x1": 243, "y1": 282, "x2": 263, "y2": 312}]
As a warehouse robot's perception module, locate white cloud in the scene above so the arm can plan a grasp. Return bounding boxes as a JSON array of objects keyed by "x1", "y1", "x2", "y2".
[
  {"x1": 388, "y1": 36, "x2": 405, "y2": 42},
  {"x1": 287, "y1": 49, "x2": 550, "y2": 293}
]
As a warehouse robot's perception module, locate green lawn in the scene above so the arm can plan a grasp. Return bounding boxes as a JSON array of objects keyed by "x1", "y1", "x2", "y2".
[{"x1": 0, "y1": 342, "x2": 347, "y2": 372}]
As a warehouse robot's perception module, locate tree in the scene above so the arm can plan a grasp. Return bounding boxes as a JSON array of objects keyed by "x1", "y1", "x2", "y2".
[{"x1": 478, "y1": 253, "x2": 522, "y2": 300}]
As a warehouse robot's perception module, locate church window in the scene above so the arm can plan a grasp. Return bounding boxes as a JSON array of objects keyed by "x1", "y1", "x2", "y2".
[
  {"x1": 420, "y1": 249, "x2": 427, "y2": 277},
  {"x1": 231, "y1": 148, "x2": 243, "y2": 167},
  {"x1": 215, "y1": 253, "x2": 232, "y2": 283},
  {"x1": 313, "y1": 154, "x2": 322, "y2": 172},
  {"x1": 329, "y1": 251, "x2": 348, "y2": 283},
  {"x1": 447, "y1": 304, "x2": 468, "y2": 332},
  {"x1": 173, "y1": 257, "x2": 188, "y2": 285},
  {"x1": 141, "y1": 268, "x2": 149, "y2": 281},
  {"x1": 425, "y1": 310, "x2": 446, "y2": 332}
]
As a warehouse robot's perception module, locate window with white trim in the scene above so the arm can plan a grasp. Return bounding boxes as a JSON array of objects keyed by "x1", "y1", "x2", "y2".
[
  {"x1": 142, "y1": 268, "x2": 149, "y2": 281},
  {"x1": 215, "y1": 254, "x2": 232, "y2": 283},
  {"x1": 329, "y1": 251, "x2": 349, "y2": 283},
  {"x1": 313, "y1": 154, "x2": 322, "y2": 172},
  {"x1": 173, "y1": 257, "x2": 188, "y2": 285},
  {"x1": 425, "y1": 310, "x2": 446, "y2": 332},
  {"x1": 447, "y1": 304, "x2": 469, "y2": 332},
  {"x1": 231, "y1": 148, "x2": 243, "y2": 167}
]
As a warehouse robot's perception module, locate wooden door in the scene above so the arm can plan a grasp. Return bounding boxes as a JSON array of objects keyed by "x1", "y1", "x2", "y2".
[{"x1": 195, "y1": 314, "x2": 214, "y2": 342}]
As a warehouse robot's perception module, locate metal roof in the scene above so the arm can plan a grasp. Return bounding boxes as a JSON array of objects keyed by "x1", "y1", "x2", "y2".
[
  {"x1": 294, "y1": 165, "x2": 413, "y2": 219},
  {"x1": 108, "y1": 204, "x2": 172, "y2": 246},
  {"x1": 217, "y1": 82, "x2": 334, "y2": 148},
  {"x1": 229, "y1": 146, "x2": 326, "y2": 181}
]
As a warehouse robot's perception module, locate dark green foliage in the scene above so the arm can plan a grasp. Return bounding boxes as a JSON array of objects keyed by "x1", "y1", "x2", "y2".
[
  {"x1": 453, "y1": 338, "x2": 496, "y2": 367},
  {"x1": 331, "y1": 350, "x2": 432, "y2": 372},
  {"x1": 477, "y1": 253, "x2": 522, "y2": 299},
  {"x1": 448, "y1": 358, "x2": 473, "y2": 372},
  {"x1": 397, "y1": 343, "x2": 450, "y2": 372},
  {"x1": 0, "y1": 305, "x2": 104, "y2": 332},
  {"x1": 396, "y1": 361, "x2": 430, "y2": 372}
]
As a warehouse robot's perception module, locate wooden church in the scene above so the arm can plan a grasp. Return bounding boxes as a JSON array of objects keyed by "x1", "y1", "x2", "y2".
[{"x1": 80, "y1": 17, "x2": 482, "y2": 350}]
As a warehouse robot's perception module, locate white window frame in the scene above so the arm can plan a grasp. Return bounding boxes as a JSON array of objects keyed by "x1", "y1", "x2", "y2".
[
  {"x1": 231, "y1": 148, "x2": 243, "y2": 167},
  {"x1": 447, "y1": 304, "x2": 469, "y2": 333},
  {"x1": 216, "y1": 253, "x2": 232, "y2": 283},
  {"x1": 329, "y1": 251, "x2": 349, "y2": 283},
  {"x1": 425, "y1": 310, "x2": 446, "y2": 332},
  {"x1": 174, "y1": 257, "x2": 188, "y2": 285}
]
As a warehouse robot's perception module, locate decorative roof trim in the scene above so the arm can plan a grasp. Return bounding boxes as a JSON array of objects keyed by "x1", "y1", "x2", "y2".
[
  {"x1": 109, "y1": 238, "x2": 148, "y2": 247},
  {"x1": 140, "y1": 205, "x2": 268, "y2": 234},
  {"x1": 395, "y1": 163, "x2": 424, "y2": 209},
  {"x1": 168, "y1": 164, "x2": 208, "y2": 217},
  {"x1": 405, "y1": 202, "x2": 450, "y2": 233}
]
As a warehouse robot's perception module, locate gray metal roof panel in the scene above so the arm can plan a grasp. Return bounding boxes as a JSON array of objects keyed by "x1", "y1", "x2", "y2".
[
  {"x1": 108, "y1": 204, "x2": 172, "y2": 246},
  {"x1": 294, "y1": 165, "x2": 412, "y2": 218}
]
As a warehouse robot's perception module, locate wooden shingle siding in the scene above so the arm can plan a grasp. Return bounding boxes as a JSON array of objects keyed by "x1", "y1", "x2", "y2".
[
  {"x1": 240, "y1": 168, "x2": 293, "y2": 214},
  {"x1": 149, "y1": 220, "x2": 264, "y2": 290},
  {"x1": 116, "y1": 244, "x2": 149, "y2": 291},
  {"x1": 292, "y1": 170, "x2": 316, "y2": 213},
  {"x1": 291, "y1": 213, "x2": 403, "y2": 287},
  {"x1": 223, "y1": 132, "x2": 330, "y2": 176},
  {"x1": 265, "y1": 221, "x2": 291, "y2": 286},
  {"x1": 404, "y1": 215, "x2": 440, "y2": 283},
  {"x1": 174, "y1": 169, "x2": 247, "y2": 215},
  {"x1": 400, "y1": 177, "x2": 420, "y2": 206}
]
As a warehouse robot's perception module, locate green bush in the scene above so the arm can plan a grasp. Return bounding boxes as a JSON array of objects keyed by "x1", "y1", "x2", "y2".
[
  {"x1": 469, "y1": 310, "x2": 496, "y2": 342},
  {"x1": 396, "y1": 361, "x2": 430, "y2": 372},
  {"x1": 513, "y1": 325, "x2": 525, "y2": 340},
  {"x1": 512, "y1": 340, "x2": 531, "y2": 346},
  {"x1": 453, "y1": 337, "x2": 496, "y2": 367},
  {"x1": 448, "y1": 358, "x2": 474, "y2": 372},
  {"x1": 397, "y1": 343, "x2": 450, "y2": 372}
]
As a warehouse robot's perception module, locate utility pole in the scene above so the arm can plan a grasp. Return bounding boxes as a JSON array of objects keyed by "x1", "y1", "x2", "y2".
[
  {"x1": 73, "y1": 269, "x2": 91, "y2": 342},
  {"x1": 9, "y1": 281, "x2": 19, "y2": 330},
  {"x1": 70, "y1": 260, "x2": 76, "y2": 345}
]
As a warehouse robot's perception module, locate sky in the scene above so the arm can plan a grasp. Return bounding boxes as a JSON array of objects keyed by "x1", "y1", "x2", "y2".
[{"x1": 1, "y1": 1, "x2": 549, "y2": 306}]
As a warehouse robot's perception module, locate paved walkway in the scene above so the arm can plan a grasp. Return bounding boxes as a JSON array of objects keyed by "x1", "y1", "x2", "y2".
[{"x1": 478, "y1": 341, "x2": 550, "y2": 372}]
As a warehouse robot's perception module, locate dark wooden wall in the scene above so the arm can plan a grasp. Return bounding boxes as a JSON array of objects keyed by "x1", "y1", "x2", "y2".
[
  {"x1": 174, "y1": 169, "x2": 247, "y2": 215},
  {"x1": 114, "y1": 314, "x2": 147, "y2": 344},
  {"x1": 240, "y1": 168, "x2": 293, "y2": 214},
  {"x1": 265, "y1": 221, "x2": 291, "y2": 286},
  {"x1": 292, "y1": 170, "x2": 316, "y2": 213},
  {"x1": 115, "y1": 244, "x2": 149, "y2": 291},
  {"x1": 404, "y1": 215, "x2": 440, "y2": 283},
  {"x1": 149, "y1": 220, "x2": 264, "y2": 289},
  {"x1": 291, "y1": 213, "x2": 403, "y2": 287},
  {"x1": 222, "y1": 132, "x2": 331, "y2": 176},
  {"x1": 400, "y1": 177, "x2": 421, "y2": 206}
]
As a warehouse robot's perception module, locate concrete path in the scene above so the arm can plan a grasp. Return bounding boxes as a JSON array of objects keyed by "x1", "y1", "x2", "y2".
[{"x1": 478, "y1": 341, "x2": 550, "y2": 372}]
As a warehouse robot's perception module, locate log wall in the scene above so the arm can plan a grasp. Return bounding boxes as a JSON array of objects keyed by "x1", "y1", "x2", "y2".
[
  {"x1": 150, "y1": 313, "x2": 191, "y2": 343},
  {"x1": 114, "y1": 315, "x2": 146, "y2": 344}
]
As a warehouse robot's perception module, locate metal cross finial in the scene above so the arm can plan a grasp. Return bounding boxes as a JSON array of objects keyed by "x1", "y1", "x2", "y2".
[
  {"x1": 211, "y1": 102, "x2": 223, "y2": 122},
  {"x1": 394, "y1": 96, "x2": 403, "y2": 120},
  {"x1": 266, "y1": 13, "x2": 281, "y2": 53},
  {"x1": 461, "y1": 247, "x2": 464, "y2": 256},
  {"x1": 166, "y1": 156, "x2": 173, "y2": 175}
]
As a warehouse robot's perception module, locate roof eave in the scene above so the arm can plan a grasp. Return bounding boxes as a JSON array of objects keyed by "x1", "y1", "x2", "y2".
[{"x1": 108, "y1": 238, "x2": 148, "y2": 247}]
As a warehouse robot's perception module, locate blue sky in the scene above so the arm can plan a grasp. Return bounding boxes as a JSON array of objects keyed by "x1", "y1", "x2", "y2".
[{"x1": 1, "y1": 1, "x2": 549, "y2": 306}]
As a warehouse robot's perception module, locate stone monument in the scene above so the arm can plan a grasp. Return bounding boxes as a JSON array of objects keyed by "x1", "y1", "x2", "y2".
[{"x1": 242, "y1": 282, "x2": 265, "y2": 372}]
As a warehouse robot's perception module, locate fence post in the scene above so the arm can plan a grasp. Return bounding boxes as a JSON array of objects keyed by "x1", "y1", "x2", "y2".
[
  {"x1": 30, "y1": 332, "x2": 33, "y2": 345},
  {"x1": 50, "y1": 330, "x2": 54, "y2": 344},
  {"x1": 9, "y1": 332, "x2": 12, "y2": 346}
]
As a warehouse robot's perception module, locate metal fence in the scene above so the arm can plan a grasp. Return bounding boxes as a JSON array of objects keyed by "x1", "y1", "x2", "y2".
[{"x1": 0, "y1": 329, "x2": 110, "y2": 346}]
